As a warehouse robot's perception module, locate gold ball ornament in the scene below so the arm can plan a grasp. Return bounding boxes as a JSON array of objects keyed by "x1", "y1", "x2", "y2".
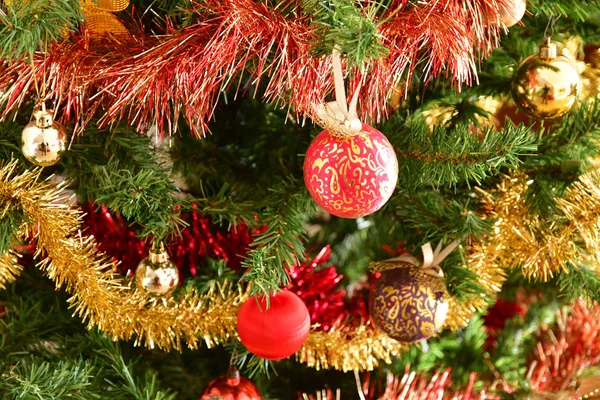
[
  {"x1": 21, "y1": 107, "x2": 67, "y2": 166},
  {"x1": 511, "y1": 39, "x2": 582, "y2": 120},
  {"x1": 497, "y1": 0, "x2": 526, "y2": 28},
  {"x1": 135, "y1": 244, "x2": 179, "y2": 297}
]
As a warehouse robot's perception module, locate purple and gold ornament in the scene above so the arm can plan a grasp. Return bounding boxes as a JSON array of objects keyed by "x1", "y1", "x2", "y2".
[{"x1": 369, "y1": 242, "x2": 456, "y2": 343}]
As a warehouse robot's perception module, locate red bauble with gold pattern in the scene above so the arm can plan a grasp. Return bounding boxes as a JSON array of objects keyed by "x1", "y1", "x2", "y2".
[
  {"x1": 237, "y1": 290, "x2": 310, "y2": 360},
  {"x1": 200, "y1": 367, "x2": 261, "y2": 400},
  {"x1": 303, "y1": 124, "x2": 398, "y2": 219}
]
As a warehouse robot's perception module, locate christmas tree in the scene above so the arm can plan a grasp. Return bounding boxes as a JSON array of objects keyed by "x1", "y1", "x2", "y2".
[{"x1": 1, "y1": 0, "x2": 600, "y2": 398}]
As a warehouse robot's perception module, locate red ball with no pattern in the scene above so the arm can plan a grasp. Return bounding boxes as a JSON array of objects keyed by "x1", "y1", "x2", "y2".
[
  {"x1": 303, "y1": 124, "x2": 398, "y2": 219},
  {"x1": 237, "y1": 290, "x2": 310, "y2": 360}
]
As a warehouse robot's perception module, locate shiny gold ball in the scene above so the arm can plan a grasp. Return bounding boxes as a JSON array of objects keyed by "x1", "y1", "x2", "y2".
[
  {"x1": 511, "y1": 41, "x2": 582, "y2": 120},
  {"x1": 22, "y1": 109, "x2": 67, "y2": 166},
  {"x1": 135, "y1": 248, "x2": 179, "y2": 297},
  {"x1": 498, "y1": 0, "x2": 526, "y2": 28}
]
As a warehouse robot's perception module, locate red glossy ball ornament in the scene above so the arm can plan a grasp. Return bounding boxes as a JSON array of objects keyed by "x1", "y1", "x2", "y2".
[
  {"x1": 237, "y1": 290, "x2": 310, "y2": 360},
  {"x1": 303, "y1": 124, "x2": 398, "y2": 219},
  {"x1": 200, "y1": 366, "x2": 261, "y2": 400}
]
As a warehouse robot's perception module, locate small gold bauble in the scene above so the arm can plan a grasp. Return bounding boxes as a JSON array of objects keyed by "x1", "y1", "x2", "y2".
[
  {"x1": 511, "y1": 39, "x2": 582, "y2": 120},
  {"x1": 498, "y1": 0, "x2": 526, "y2": 28},
  {"x1": 135, "y1": 246, "x2": 179, "y2": 297},
  {"x1": 21, "y1": 108, "x2": 67, "y2": 166}
]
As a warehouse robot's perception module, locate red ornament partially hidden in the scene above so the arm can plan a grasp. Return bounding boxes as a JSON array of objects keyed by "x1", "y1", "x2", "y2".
[
  {"x1": 303, "y1": 124, "x2": 398, "y2": 219},
  {"x1": 237, "y1": 290, "x2": 310, "y2": 360},
  {"x1": 200, "y1": 366, "x2": 261, "y2": 400}
]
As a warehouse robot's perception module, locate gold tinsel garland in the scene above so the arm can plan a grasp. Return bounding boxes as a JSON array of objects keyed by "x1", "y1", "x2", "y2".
[
  {"x1": 0, "y1": 162, "x2": 405, "y2": 372},
  {"x1": 443, "y1": 240, "x2": 506, "y2": 331},
  {"x1": 4, "y1": 162, "x2": 599, "y2": 370},
  {"x1": 469, "y1": 169, "x2": 600, "y2": 285}
]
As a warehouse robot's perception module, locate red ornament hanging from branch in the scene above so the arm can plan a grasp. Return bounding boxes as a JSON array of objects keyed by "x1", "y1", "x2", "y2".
[
  {"x1": 236, "y1": 289, "x2": 310, "y2": 360},
  {"x1": 304, "y1": 50, "x2": 398, "y2": 219},
  {"x1": 200, "y1": 366, "x2": 262, "y2": 400}
]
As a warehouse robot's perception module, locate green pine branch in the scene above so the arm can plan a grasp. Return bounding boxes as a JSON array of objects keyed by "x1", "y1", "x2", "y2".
[
  {"x1": 382, "y1": 114, "x2": 537, "y2": 190},
  {"x1": 90, "y1": 160, "x2": 186, "y2": 242},
  {"x1": 556, "y1": 263, "x2": 600, "y2": 303},
  {"x1": 0, "y1": 208, "x2": 24, "y2": 257},
  {"x1": 241, "y1": 179, "x2": 313, "y2": 298},
  {"x1": 527, "y1": 0, "x2": 600, "y2": 22},
  {"x1": 0, "y1": 0, "x2": 83, "y2": 60},
  {"x1": 524, "y1": 104, "x2": 600, "y2": 215},
  {"x1": 0, "y1": 269, "x2": 177, "y2": 400},
  {"x1": 59, "y1": 125, "x2": 187, "y2": 242},
  {"x1": 302, "y1": 0, "x2": 388, "y2": 65}
]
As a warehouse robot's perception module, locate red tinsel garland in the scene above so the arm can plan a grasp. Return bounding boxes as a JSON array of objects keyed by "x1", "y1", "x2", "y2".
[
  {"x1": 287, "y1": 245, "x2": 370, "y2": 332},
  {"x1": 528, "y1": 299, "x2": 600, "y2": 394},
  {"x1": 0, "y1": 0, "x2": 503, "y2": 137},
  {"x1": 83, "y1": 204, "x2": 257, "y2": 277}
]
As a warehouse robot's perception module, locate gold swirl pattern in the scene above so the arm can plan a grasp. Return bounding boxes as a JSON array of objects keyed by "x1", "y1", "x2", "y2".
[
  {"x1": 303, "y1": 124, "x2": 398, "y2": 219},
  {"x1": 369, "y1": 264, "x2": 448, "y2": 344}
]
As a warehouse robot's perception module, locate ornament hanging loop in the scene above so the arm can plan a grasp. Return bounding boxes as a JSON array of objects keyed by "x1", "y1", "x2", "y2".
[
  {"x1": 375, "y1": 240, "x2": 459, "y2": 278},
  {"x1": 314, "y1": 48, "x2": 363, "y2": 137},
  {"x1": 543, "y1": 15, "x2": 560, "y2": 42}
]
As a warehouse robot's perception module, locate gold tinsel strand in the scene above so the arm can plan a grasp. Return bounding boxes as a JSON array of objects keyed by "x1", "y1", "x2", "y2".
[
  {"x1": 299, "y1": 325, "x2": 405, "y2": 372},
  {"x1": 0, "y1": 162, "x2": 404, "y2": 371},
  {"x1": 477, "y1": 175, "x2": 577, "y2": 281},
  {"x1": 0, "y1": 250, "x2": 22, "y2": 290},
  {"x1": 557, "y1": 169, "x2": 600, "y2": 267},
  {"x1": 443, "y1": 241, "x2": 506, "y2": 331}
]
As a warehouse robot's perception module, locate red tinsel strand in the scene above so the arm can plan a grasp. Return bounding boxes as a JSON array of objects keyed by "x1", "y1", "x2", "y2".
[
  {"x1": 528, "y1": 299, "x2": 600, "y2": 393},
  {"x1": 82, "y1": 204, "x2": 256, "y2": 277},
  {"x1": 286, "y1": 245, "x2": 370, "y2": 332},
  {"x1": 370, "y1": 369, "x2": 489, "y2": 400},
  {"x1": 0, "y1": 0, "x2": 502, "y2": 137}
]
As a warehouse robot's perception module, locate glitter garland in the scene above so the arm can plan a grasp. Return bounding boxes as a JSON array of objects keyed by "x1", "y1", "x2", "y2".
[{"x1": 0, "y1": 162, "x2": 402, "y2": 371}]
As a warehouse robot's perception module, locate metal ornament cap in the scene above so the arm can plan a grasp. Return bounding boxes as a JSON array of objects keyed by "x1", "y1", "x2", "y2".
[{"x1": 511, "y1": 40, "x2": 582, "y2": 120}]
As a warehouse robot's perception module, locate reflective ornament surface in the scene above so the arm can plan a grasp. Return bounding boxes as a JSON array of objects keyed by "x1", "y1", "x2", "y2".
[
  {"x1": 511, "y1": 40, "x2": 582, "y2": 119},
  {"x1": 237, "y1": 289, "x2": 310, "y2": 360},
  {"x1": 135, "y1": 245, "x2": 179, "y2": 296},
  {"x1": 21, "y1": 108, "x2": 67, "y2": 166},
  {"x1": 498, "y1": 0, "x2": 526, "y2": 28},
  {"x1": 200, "y1": 366, "x2": 262, "y2": 400},
  {"x1": 369, "y1": 263, "x2": 448, "y2": 343}
]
